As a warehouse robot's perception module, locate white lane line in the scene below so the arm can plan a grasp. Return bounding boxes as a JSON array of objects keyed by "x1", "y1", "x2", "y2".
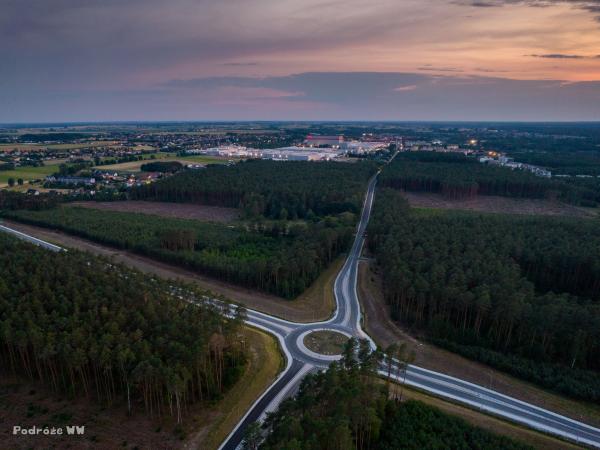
[
  {"x1": 405, "y1": 364, "x2": 600, "y2": 433},
  {"x1": 380, "y1": 369, "x2": 600, "y2": 449},
  {"x1": 245, "y1": 312, "x2": 295, "y2": 334},
  {"x1": 404, "y1": 368, "x2": 579, "y2": 428},
  {"x1": 260, "y1": 363, "x2": 314, "y2": 421},
  {"x1": 0, "y1": 224, "x2": 64, "y2": 252}
]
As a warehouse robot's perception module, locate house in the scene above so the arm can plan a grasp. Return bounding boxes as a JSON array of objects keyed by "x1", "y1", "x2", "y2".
[{"x1": 46, "y1": 176, "x2": 96, "y2": 186}]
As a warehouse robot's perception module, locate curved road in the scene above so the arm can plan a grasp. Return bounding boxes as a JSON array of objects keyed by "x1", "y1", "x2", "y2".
[
  {"x1": 3, "y1": 174, "x2": 600, "y2": 449},
  {"x1": 220, "y1": 171, "x2": 600, "y2": 450}
]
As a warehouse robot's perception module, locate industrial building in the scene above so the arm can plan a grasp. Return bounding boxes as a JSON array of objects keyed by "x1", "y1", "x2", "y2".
[{"x1": 304, "y1": 135, "x2": 344, "y2": 147}]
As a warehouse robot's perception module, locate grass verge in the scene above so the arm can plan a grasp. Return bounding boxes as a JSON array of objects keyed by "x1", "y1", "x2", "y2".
[
  {"x1": 289, "y1": 257, "x2": 343, "y2": 322},
  {"x1": 197, "y1": 327, "x2": 283, "y2": 450},
  {"x1": 395, "y1": 384, "x2": 582, "y2": 450}
]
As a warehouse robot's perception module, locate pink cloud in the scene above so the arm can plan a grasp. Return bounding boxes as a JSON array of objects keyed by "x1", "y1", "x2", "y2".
[{"x1": 394, "y1": 84, "x2": 418, "y2": 91}]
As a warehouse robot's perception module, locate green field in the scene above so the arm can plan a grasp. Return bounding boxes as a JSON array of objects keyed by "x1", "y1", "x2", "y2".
[
  {"x1": 0, "y1": 142, "x2": 122, "y2": 151},
  {"x1": 0, "y1": 165, "x2": 59, "y2": 187},
  {"x1": 95, "y1": 155, "x2": 232, "y2": 172}
]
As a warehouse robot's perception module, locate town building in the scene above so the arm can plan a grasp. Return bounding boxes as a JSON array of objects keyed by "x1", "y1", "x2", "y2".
[{"x1": 304, "y1": 135, "x2": 344, "y2": 147}]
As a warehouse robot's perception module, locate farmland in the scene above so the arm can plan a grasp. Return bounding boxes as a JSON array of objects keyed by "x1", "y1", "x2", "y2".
[
  {"x1": 71, "y1": 201, "x2": 240, "y2": 222},
  {"x1": 96, "y1": 155, "x2": 230, "y2": 172},
  {"x1": 0, "y1": 164, "x2": 59, "y2": 187},
  {"x1": 0, "y1": 141, "x2": 122, "y2": 152},
  {"x1": 401, "y1": 191, "x2": 598, "y2": 218}
]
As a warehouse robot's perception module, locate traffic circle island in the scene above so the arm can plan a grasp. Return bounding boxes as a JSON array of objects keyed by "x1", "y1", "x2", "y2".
[{"x1": 300, "y1": 329, "x2": 350, "y2": 359}]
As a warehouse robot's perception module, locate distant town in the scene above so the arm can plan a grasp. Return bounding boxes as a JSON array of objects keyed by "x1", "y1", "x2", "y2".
[{"x1": 2, "y1": 123, "x2": 587, "y2": 199}]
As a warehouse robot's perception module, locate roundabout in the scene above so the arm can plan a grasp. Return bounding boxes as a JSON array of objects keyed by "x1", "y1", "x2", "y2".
[{"x1": 297, "y1": 329, "x2": 351, "y2": 361}]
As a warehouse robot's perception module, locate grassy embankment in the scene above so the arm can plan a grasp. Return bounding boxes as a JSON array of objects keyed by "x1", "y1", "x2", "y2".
[
  {"x1": 395, "y1": 384, "x2": 582, "y2": 450},
  {"x1": 198, "y1": 327, "x2": 283, "y2": 449}
]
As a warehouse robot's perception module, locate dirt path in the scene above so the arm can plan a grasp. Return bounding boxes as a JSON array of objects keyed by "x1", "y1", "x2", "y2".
[
  {"x1": 358, "y1": 260, "x2": 600, "y2": 429},
  {"x1": 2, "y1": 220, "x2": 334, "y2": 323}
]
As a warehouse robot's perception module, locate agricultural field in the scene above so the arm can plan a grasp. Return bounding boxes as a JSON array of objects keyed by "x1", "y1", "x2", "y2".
[
  {"x1": 0, "y1": 164, "x2": 59, "y2": 186},
  {"x1": 71, "y1": 200, "x2": 240, "y2": 222},
  {"x1": 0, "y1": 141, "x2": 121, "y2": 152},
  {"x1": 401, "y1": 191, "x2": 598, "y2": 218},
  {"x1": 95, "y1": 155, "x2": 229, "y2": 172}
]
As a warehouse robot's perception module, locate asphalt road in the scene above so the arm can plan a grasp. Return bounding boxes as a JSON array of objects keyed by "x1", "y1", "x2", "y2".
[
  {"x1": 2, "y1": 171, "x2": 600, "y2": 449},
  {"x1": 221, "y1": 172, "x2": 600, "y2": 450},
  {"x1": 0, "y1": 223, "x2": 64, "y2": 252}
]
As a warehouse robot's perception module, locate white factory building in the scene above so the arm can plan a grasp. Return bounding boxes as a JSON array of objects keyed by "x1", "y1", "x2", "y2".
[
  {"x1": 262, "y1": 150, "x2": 333, "y2": 161},
  {"x1": 186, "y1": 145, "x2": 338, "y2": 161}
]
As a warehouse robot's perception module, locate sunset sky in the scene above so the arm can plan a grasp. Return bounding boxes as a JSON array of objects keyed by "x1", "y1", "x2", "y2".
[{"x1": 1, "y1": 0, "x2": 600, "y2": 122}]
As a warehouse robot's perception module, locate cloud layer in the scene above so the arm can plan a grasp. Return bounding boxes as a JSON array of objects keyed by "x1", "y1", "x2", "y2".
[
  {"x1": 1, "y1": 0, "x2": 599, "y2": 121},
  {"x1": 3, "y1": 72, "x2": 599, "y2": 122}
]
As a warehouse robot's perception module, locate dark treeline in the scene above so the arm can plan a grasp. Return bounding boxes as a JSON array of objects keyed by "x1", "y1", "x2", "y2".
[
  {"x1": 94, "y1": 154, "x2": 145, "y2": 166},
  {"x1": 56, "y1": 160, "x2": 93, "y2": 176},
  {"x1": 379, "y1": 152, "x2": 600, "y2": 206},
  {"x1": 16, "y1": 133, "x2": 91, "y2": 142},
  {"x1": 0, "y1": 190, "x2": 62, "y2": 210},
  {"x1": 259, "y1": 339, "x2": 531, "y2": 450},
  {"x1": 3, "y1": 207, "x2": 355, "y2": 298},
  {"x1": 0, "y1": 234, "x2": 246, "y2": 422},
  {"x1": 131, "y1": 159, "x2": 378, "y2": 219},
  {"x1": 368, "y1": 189, "x2": 600, "y2": 401},
  {"x1": 509, "y1": 150, "x2": 600, "y2": 176},
  {"x1": 140, "y1": 160, "x2": 183, "y2": 173}
]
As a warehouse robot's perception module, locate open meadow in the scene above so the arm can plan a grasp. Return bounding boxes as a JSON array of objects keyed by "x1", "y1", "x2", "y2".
[{"x1": 0, "y1": 164, "x2": 59, "y2": 187}]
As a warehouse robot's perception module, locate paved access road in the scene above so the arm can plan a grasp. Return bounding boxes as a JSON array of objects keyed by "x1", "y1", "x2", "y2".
[
  {"x1": 3, "y1": 172, "x2": 600, "y2": 449},
  {"x1": 221, "y1": 171, "x2": 600, "y2": 450}
]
